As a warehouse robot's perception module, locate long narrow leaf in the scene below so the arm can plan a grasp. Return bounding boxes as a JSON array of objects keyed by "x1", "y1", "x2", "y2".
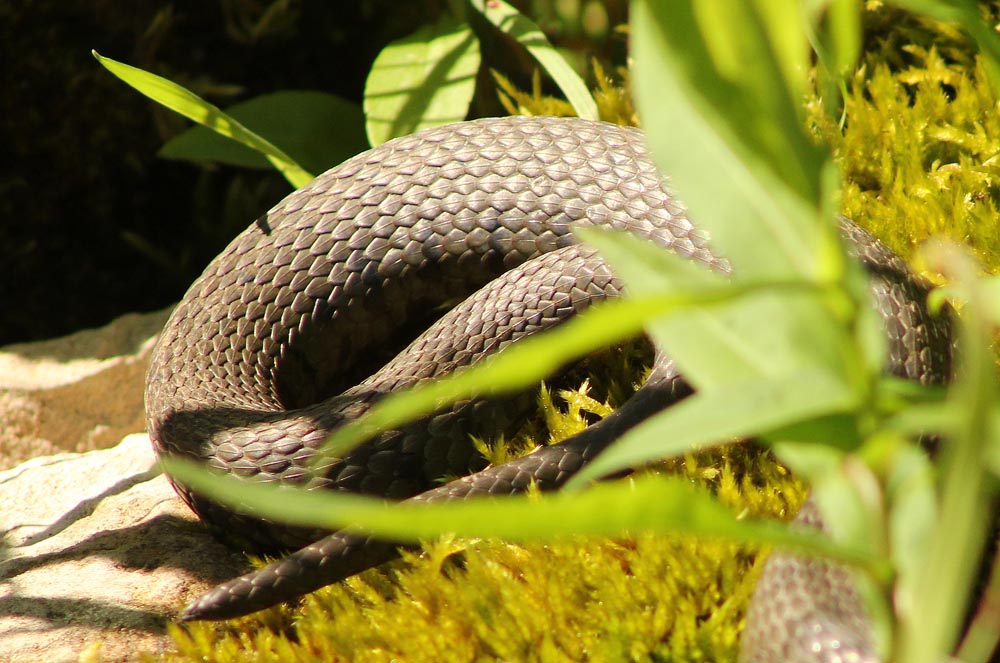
[
  {"x1": 569, "y1": 370, "x2": 858, "y2": 486},
  {"x1": 580, "y1": 226, "x2": 869, "y2": 394},
  {"x1": 319, "y1": 286, "x2": 780, "y2": 459},
  {"x1": 898, "y1": 244, "x2": 998, "y2": 663},
  {"x1": 160, "y1": 91, "x2": 367, "y2": 175},
  {"x1": 470, "y1": 0, "x2": 599, "y2": 120},
  {"x1": 630, "y1": 0, "x2": 836, "y2": 279},
  {"x1": 163, "y1": 457, "x2": 885, "y2": 576},
  {"x1": 92, "y1": 51, "x2": 313, "y2": 187}
]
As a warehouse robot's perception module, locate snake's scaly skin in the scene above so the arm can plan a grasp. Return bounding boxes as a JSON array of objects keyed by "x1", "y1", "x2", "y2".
[{"x1": 145, "y1": 116, "x2": 951, "y2": 661}]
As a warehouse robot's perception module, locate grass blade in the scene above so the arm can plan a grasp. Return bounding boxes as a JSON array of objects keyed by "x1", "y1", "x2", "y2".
[
  {"x1": 160, "y1": 90, "x2": 367, "y2": 175},
  {"x1": 318, "y1": 287, "x2": 765, "y2": 459},
  {"x1": 93, "y1": 51, "x2": 313, "y2": 187},
  {"x1": 163, "y1": 457, "x2": 884, "y2": 576},
  {"x1": 470, "y1": 0, "x2": 599, "y2": 120}
]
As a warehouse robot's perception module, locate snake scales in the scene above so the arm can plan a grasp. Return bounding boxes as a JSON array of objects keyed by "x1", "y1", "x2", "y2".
[{"x1": 145, "y1": 116, "x2": 952, "y2": 662}]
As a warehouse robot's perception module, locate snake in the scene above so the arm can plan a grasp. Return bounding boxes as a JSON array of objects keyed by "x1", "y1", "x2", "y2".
[{"x1": 145, "y1": 115, "x2": 952, "y2": 662}]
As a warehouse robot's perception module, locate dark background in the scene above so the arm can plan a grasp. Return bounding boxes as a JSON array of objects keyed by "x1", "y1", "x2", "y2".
[
  {"x1": 0, "y1": 0, "x2": 428, "y2": 345},
  {"x1": 0, "y1": 0, "x2": 626, "y2": 346}
]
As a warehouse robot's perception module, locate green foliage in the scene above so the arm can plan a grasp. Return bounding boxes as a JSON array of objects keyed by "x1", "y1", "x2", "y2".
[
  {"x1": 363, "y1": 0, "x2": 600, "y2": 145},
  {"x1": 469, "y1": 0, "x2": 599, "y2": 121},
  {"x1": 493, "y1": 60, "x2": 638, "y2": 126},
  {"x1": 97, "y1": 0, "x2": 603, "y2": 186},
  {"x1": 363, "y1": 14, "x2": 481, "y2": 146},
  {"x1": 92, "y1": 51, "x2": 315, "y2": 188}
]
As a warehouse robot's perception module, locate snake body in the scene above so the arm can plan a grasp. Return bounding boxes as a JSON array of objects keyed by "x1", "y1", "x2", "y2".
[{"x1": 145, "y1": 116, "x2": 952, "y2": 661}]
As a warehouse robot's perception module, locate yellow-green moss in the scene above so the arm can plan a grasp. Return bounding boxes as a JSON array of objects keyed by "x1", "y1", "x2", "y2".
[
  {"x1": 152, "y1": 7, "x2": 1000, "y2": 663},
  {"x1": 809, "y1": 48, "x2": 1000, "y2": 278}
]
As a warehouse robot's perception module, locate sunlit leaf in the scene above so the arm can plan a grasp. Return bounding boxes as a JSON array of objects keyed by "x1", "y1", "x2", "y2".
[
  {"x1": 93, "y1": 51, "x2": 313, "y2": 187},
  {"x1": 470, "y1": 0, "x2": 599, "y2": 120},
  {"x1": 630, "y1": 0, "x2": 853, "y2": 288},
  {"x1": 898, "y1": 241, "x2": 998, "y2": 663},
  {"x1": 570, "y1": 370, "x2": 858, "y2": 486},
  {"x1": 320, "y1": 286, "x2": 771, "y2": 459},
  {"x1": 163, "y1": 457, "x2": 885, "y2": 576},
  {"x1": 364, "y1": 15, "x2": 481, "y2": 146},
  {"x1": 160, "y1": 91, "x2": 367, "y2": 175}
]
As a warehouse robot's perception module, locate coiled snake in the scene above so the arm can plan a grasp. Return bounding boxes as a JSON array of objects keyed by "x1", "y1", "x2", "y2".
[{"x1": 145, "y1": 116, "x2": 952, "y2": 662}]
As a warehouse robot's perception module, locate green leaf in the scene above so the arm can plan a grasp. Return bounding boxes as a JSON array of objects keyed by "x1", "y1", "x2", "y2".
[
  {"x1": 319, "y1": 288, "x2": 757, "y2": 460},
  {"x1": 162, "y1": 457, "x2": 884, "y2": 575},
  {"x1": 897, "y1": 243, "x2": 999, "y2": 663},
  {"x1": 885, "y1": 444, "x2": 937, "y2": 614},
  {"x1": 92, "y1": 51, "x2": 313, "y2": 188},
  {"x1": 364, "y1": 15, "x2": 481, "y2": 146},
  {"x1": 579, "y1": 228, "x2": 869, "y2": 395},
  {"x1": 624, "y1": 2, "x2": 874, "y2": 436},
  {"x1": 569, "y1": 370, "x2": 858, "y2": 486},
  {"x1": 160, "y1": 91, "x2": 367, "y2": 175},
  {"x1": 932, "y1": 276, "x2": 1000, "y2": 372},
  {"x1": 972, "y1": 275, "x2": 1000, "y2": 326},
  {"x1": 470, "y1": 0, "x2": 599, "y2": 121},
  {"x1": 824, "y1": 0, "x2": 863, "y2": 76},
  {"x1": 630, "y1": 0, "x2": 835, "y2": 279}
]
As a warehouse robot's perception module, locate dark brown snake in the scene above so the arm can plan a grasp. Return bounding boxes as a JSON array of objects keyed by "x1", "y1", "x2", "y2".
[{"x1": 145, "y1": 116, "x2": 952, "y2": 662}]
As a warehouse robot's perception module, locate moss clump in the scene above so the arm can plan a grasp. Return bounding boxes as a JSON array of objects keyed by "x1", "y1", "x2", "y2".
[
  {"x1": 809, "y1": 41, "x2": 1000, "y2": 278},
  {"x1": 495, "y1": 59, "x2": 638, "y2": 128}
]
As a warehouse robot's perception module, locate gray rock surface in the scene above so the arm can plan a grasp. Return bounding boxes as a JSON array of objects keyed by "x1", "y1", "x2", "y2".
[
  {"x1": 0, "y1": 435, "x2": 248, "y2": 663},
  {"x1": 0, "y1": 313, "x2": 249, "y2": 662},
  {"x1": 0, "y1": 308, "x2": 172, "y2": 471}
]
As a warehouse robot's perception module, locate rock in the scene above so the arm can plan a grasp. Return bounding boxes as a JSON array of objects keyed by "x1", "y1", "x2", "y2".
[
  {"x1": 0, "y1": 310, "x2": 250, "y2": 662},
  {"x1": 0, "y1": 435, "x2": 249, "y2": 663},
  {"x1": 0, "y1": 307, "x2": 172, "y2": 471}
]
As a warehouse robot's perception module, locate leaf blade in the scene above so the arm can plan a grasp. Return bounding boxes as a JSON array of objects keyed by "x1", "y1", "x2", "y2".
[
  {"x1": 160, "y1": 91, "x2": 367, "y2": 175},
  {"x1": 93, "y1": 51, "x2": 314, "y2": 187},
  {"x1": 364, "y1": 16, "x2": 481, "y2": 146},
  {"x1": 470, "y1": 0, "x2": 599, "y2": 120}
]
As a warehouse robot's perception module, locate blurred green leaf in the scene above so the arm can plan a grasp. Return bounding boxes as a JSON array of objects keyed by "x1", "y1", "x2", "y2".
[
  {"x1": 624, "y1": 0, "x2": 881, "y2": 466},
  {"x1": 630, "y1": 0, "x2": 836, "y2": 279},
  {"x1": 984, "y1": 276, "x2": 1000, "y2": 324},
  {"x1": 886, "y1": 443, "x2": 936, "y2": 623},
  {"x1": 320, "y1": 286, "x2": 762, "y2": 460},
  {"x1": 92, "y1": 50, "x2": 313, "y2": 187},
  {"x1": 580, "y1": 228, "x2": 868, "y2": 391},
  {"x1": 470, "y1": 0, "x2": 599, "y2": 120},
  {"x1": 817, "y1": 0, "x2": 862, "y2": 76},
  {"x1": 570, "y1": 370, "x2": 858, "y2": 486},
  {"x1": 364, "y1": 15, "x2": 481, "y2": 146},
  {"x1": 163, "y1": 457, "x2": 884, "y2": 575},
  {"x1": 898, "y1": 242, "x2": 998, "y2": 663},
  {"x1": 160, "y1": 91, "x2": 367, "y2": 176},
  {"x1": 803, "y1": 0, "x2": 861, "y2": 122}
]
